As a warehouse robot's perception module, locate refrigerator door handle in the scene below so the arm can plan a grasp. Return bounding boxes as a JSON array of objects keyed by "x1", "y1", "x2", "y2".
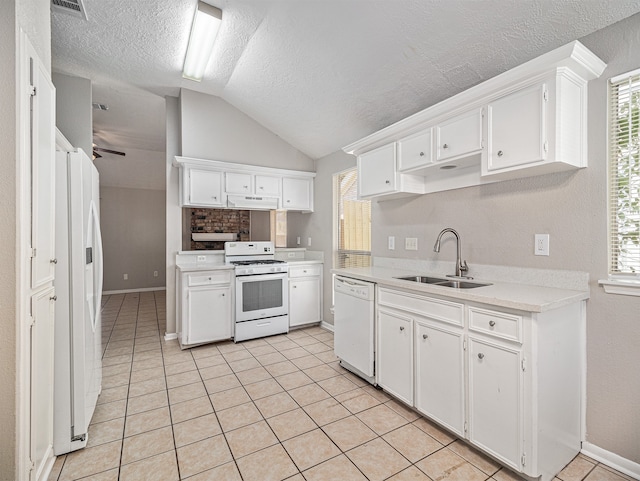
[{"x1": 88, "y1": 200, "x2": 103, "y2": 331}]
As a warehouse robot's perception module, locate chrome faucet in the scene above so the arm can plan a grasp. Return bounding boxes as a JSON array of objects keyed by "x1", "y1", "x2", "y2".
[{"x1": 433, "y1": 228, "x2": 469, "y2": 278}]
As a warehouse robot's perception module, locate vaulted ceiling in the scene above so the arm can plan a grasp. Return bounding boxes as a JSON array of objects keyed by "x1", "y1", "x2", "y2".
[{"x1": 52, "y1": 0, "x2": 640, "y2": 168}]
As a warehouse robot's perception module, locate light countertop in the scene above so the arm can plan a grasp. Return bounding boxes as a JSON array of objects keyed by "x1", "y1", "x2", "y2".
[{"x1": 333, "y1": 266, "x2": 589, "y2": 313}]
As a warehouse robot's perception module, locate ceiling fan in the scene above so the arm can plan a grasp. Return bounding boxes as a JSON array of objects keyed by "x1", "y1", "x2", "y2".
[{"x1": 92, "y1": 145, "x2": 126, "y2": 160}]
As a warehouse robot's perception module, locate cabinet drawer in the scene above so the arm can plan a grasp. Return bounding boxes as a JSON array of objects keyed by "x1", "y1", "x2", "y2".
[
  {"x1": 468, "y1": 306, "x2": 522, "y2": 342},
  {"x1": 378, "y1": 288, "x2": 463, "y2": 326},
  {"x1": 289, "y1": 264, "x2": 321, "y2": 278},
  {"x1": 187, "y1": 270, "x2": 232, "y2": 287}
]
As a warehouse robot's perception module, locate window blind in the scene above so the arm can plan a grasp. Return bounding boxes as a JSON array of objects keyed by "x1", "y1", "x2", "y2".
[
  {"x1": 335, "y1": 168, "x2": 371, "y2": 269},
  {"x1": 609, "y1": 68, "x2": 640, "y2": 275}
]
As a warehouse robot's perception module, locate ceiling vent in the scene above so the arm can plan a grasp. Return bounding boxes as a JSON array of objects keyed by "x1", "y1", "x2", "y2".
[
  {"x1": 51, "y1": 0, "x2": 87, "y2": 20},
  {"x1": 92, "y1": 103, "x2": 109, "y2": 111}
]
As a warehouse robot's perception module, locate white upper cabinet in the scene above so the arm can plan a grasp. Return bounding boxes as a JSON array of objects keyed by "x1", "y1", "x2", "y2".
[
  {"x1": 174, "y1": 157, "x2": 314, "y2": 212},
  {"x1": 358, "y1": 143, "x2": 397, "y2": 197},
  {"x1": 344, "y1": 41, "x2": 606, "y2": 199},
  {"x1": 436, "y1": 108, "x2": 483, "y2": 163},
  {"x1": 282, "y1": 176, "x2": 313, "y2": 211},
  {"x1": 397, "y1": 129, "x2": 433, "y2": 172},
  {"x1": 184, "y1": 168, "x2": 224, "y2": 207}
]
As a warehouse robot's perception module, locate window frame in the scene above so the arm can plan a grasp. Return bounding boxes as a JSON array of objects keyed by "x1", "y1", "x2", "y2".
[{"x1": 600, "y1": 67, "x2": 640, "y2": 296}]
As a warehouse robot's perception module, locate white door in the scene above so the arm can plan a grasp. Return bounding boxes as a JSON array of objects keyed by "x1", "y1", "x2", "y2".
[
  {"x1": 289, "y1": 277, "x2": 320, "y2": 327},
  {"x1": 377, "y1": 309, "x2": 413, "y2": 404},
  {"x1": 358, "y1": 143, "x2": 397, "y2": 197},
  {"x1": 415, "y1": 321, "x2": 465, "y2": 436},
  {"x1": 186, "y1": 286, "x2": 231, "y2": 344},
  {"x1": 468, "y1": 337, "x2": 523, "y2": 470}
]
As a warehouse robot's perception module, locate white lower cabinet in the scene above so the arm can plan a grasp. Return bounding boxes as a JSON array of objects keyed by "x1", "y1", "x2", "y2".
[
  {"x1": 375, "y1": 286, "x2": 584, "y2": 481},
  {"x1": 415, "y1": 321, "x2": 465, "y2": 437},
  {"x1": 288, "y1": 263, "x2": 322, "y2": 328},
  {"x1": 468, "y1": 336, "x2": 523, "y2": 470},
  {"x1": 377, "y1": 308, "x2": 413, "y2": 404},
  {"x1": 177, "y1": 269, "x2": 233, "y2": 348}
]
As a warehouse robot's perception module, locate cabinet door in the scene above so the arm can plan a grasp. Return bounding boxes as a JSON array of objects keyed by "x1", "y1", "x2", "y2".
[
  {"x1": 255, "y1": 175, "x2": 280, "y2": 196},
  {"x1": 289, "y1": 277, "x2": 321, "y2": 327},
  {"x1": 415, "y1": 321, "x2": 465, "y2": 437},
  {"x1": 398, "y1": 129, "x2": 433, "y2": 172},
  {"x1": 225, "y1": 172, "x2": 252, "y2": 194},
  {"x1": 358, "y1": 143, "x2": 397, "y2": 197},
  {"x1": 185, "y1": 285, "x2": 231, "y2": 345},
  {"x1": 468, "y1": 337, "x2": 523, "y2": 470},
  {"x1": 485, "y1": 83, "x2": 546, "y2": 173},
  {"x1": 188, "y1": 169, "x2": 223, "y2": 206},
  {"x1": 436, "y1": 108, "x2": 483, "y2": 162},
  {"x1": 282, "y1": 177, "x2": 311, "y2": 211},
  {"x1": 377, "y1": 309, "x2": 413, "y2": 405}
]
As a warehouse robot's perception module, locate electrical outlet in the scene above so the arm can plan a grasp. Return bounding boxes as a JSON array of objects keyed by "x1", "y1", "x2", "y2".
[
  {"x1": 288, "y1": 252, "x2": 296, "y2": 258},
  {"x1": 123, "y1": 273, "x2": 128, "y2": 280},
  {"x1": 197, "y1": 255, "x2": 206, "y2": 262},
  {"x1": 388, "y1": 236, "x2": 395, "y2": 250},
  {"x1": 534, "y1": 234, "x2": 550, "y2": 256},
  {"x1": 405, "y1": 237, "x2": 418, "y2": 250},
  {"x1": 296, "y1": 236, "x2": 301, "y2": 245},
  {"x1": 153, "y1": 271, "x2": 158, "y2": 277}
]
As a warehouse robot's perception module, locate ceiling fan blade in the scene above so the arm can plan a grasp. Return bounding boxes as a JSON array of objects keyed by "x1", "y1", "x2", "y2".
[
  {"x1": 92, "y1": 150, "x2": 102, "y2": 159},
  {"x1": 93, "y1": 147, "x2": 126, "y2": 156}
]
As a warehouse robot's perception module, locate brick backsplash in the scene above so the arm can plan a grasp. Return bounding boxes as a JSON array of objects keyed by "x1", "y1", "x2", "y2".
[{"x1": 190, "y1": 208, "x2": 251, "y2": 250}]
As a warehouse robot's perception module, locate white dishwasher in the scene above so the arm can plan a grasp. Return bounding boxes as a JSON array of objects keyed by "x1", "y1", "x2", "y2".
[{"x1": 334, "y1": 275, "x2": 375, "y2": 384}]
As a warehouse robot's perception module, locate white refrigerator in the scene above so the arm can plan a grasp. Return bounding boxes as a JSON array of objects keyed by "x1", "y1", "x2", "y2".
[{"x1": 53, "y1": 148, "x2": 104, "y2": 455}]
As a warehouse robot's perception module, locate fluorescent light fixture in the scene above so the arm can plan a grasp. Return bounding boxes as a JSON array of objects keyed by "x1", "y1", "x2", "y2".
[{"x1": 183, "y1": 1, "x2": 222, "y2": 81}]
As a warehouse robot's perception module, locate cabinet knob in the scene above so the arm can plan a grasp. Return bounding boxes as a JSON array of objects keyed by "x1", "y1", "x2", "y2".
[
  {"x1": 443, "y1": 143, "x2": 449, "y2": 149},
  {"x1": 286, "y1": 199, "x2": 291, "y2": 203},
  {"x1": 385, "y1": 180, "x2": 390, "y2": 184},
  {"x1": 419, "y1": 151, "x2": 425, "y2": 157},
  {"x1": 293, "y1": 285, "x2": 297, "y2": 288},
  {"x1": 497, "y1": 150, "x2": 504, "y2": 157},
  {"x1": 208, "y1": 277, "x2": 212, "y2": 280},
  {"x1": 50, "y1": 258, "x2": 58, "y2": 264},
  {"x1": 50, "y1": 295, "x2": 57, "y2": 301},
  {"x1": 243, "y1": 185, "x2": 248, "y2": 189},
  {"x1": 478, "y1": 353, "x2": 485, "y2": 360},
  {"x1": 212, "y1": 196, "x2": 217, "y2": 200},
  {"x1": 422, "y1": 334, "x2": 428, "y2": 339},
  {"x1": 399, "y1": 326, "x2": 405, "y2": 331},
  {"x1": 489, "y1": 320, "x2": 496, "y2": 327},
  {"x1": 259, "y1": 186, "x2": 264, "y2": 189},
  {"x1": 303, "y1": 270, "x2": 307, "y2": 273}
]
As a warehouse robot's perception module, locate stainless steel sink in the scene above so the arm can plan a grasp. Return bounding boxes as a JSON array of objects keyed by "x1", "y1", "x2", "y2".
[
  {"x1": 394, "y1": 276, "x2": 449, "y2": 284},
  {"x1": 394, "y1": 276, "x2": 491, "y2": 289}
]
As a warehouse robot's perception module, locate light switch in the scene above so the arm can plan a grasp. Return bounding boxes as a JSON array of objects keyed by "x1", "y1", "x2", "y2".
[
  {"x1": 388, "y1": 236, "x2": 395, "y2": 250},
  {"x1": 405, "y1": 237, "x2": 418, "y2": 250}
]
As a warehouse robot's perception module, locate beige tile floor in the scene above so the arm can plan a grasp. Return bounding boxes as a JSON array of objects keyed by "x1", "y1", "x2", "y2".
[{"x1": 48, "y1": 291, "x2": 634, "y2": 481}]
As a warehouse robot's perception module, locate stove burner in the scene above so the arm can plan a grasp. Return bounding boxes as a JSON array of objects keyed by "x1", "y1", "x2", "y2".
[{"x1": 231, "y1": 259, "x2": 286, "y2": 266}]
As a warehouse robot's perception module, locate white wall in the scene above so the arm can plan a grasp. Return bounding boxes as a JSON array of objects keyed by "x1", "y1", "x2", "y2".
[
  {"x1": 290, "y1": 13, "x2": 640, "y2": 465},
  {"x1": 180, "y1": 88, "x2": 314, "y2": 171},
  {"x1": 52, "y1": 72, "x2": 92, "y2": 156}
]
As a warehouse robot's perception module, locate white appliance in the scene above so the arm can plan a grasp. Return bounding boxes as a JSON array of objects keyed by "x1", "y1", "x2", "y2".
[
  {"x1": 225, "y1": 241, "x2": 289, "y2": 342},
  {"x1": 226, "y1": 194, "x2": 279, "y2": 210},
  {"x1": 334, "y1": 275, "x2": 375, "y2": 384},
  {"x1": 53, "y1": 148, "x2": 103, "y2": 455}
]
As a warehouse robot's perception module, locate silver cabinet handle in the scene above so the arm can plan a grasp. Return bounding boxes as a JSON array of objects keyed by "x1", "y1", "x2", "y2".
[
  {"x1": 497, "y1": 150, "x2": 504, "y2": 157},
  {"x1": 286, "y1": 199, "x2": 291, "y2": 203},
  {"x1": 489, "y1": 320, "x2": 496, "y2": 327},
  {"x1": 443, "y1": 143, "x2": 449, "y2": 149},
  {"x1": 293, "y1": 285, "x2": 297, "y2": 288},
  {"x1": 385, "y1": 180, "x2": 390, "y2": 184},
  {"x1": 419, "y1": 151, "x2": 425, "y2": 157},
  {"x1": 399, "y1": 326, "x2": 405, "y2": 331},
  {"x1": 259, "y1": 186, "x2": 264, "y2": 189},
  {"x1": 50, "y1": 295, "x2": 57, "y2": 301},
  {"x1": 243, "y1": 185, "x2": 248, "y2": 189},
  {"x1": 222, "y1": 293, "x2": 225, "y2": 297},
  {"x1": 422, "y1": 334, "x2": 428, "y2": 339},
  {"x1": 478, "y1": 353, "x2": 485, "y2": 360},
  {"x1": 50, "y1": 258, "x2": 58, "y2": 264}
]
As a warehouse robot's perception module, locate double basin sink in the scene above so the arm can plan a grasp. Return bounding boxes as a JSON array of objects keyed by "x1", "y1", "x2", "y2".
[{"x1": 394, "y1": 275, "x2": 491, "y2": 289}]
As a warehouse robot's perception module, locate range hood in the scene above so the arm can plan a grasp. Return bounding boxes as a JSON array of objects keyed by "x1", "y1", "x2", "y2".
[{"x1": 226, "y1": 194, "x2": 279, "y2": 210}]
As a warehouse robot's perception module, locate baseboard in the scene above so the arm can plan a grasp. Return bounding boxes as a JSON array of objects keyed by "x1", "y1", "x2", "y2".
[
  {"x1": 164, "y1": 332, "x2": 178, "y2": 341},
  {"x1": 321, "y1": 321, "x2": 334, "y2": 332},
  {"x1": 581, "y1": 442, "x2": 640, "y2": 480},
  {"x1": 103, "y1": 287, "x2": 166, "y2": 295}
]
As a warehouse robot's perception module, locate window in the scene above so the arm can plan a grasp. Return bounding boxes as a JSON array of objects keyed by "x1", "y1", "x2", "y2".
[
  {"x1": 608, "y1": 68, "x2": 640, "y2": 276},
  {"x1": 334, "y1": 168, "x2": 371, "y2": 269}
]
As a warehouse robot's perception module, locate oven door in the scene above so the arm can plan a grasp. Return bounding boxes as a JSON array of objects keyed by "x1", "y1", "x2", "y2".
[{"x1": 235, "y1": 272, "x2": 288, "y2": 322}]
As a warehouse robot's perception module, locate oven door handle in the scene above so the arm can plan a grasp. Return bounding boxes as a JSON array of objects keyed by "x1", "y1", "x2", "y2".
[{"x1": 235, "y1": 272, "x2": 288, "y2": 282}]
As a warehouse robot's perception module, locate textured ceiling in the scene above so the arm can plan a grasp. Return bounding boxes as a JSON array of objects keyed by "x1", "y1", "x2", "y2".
[{"x1": 52, "y1": 0, "x2": 640, "y2": 169}]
